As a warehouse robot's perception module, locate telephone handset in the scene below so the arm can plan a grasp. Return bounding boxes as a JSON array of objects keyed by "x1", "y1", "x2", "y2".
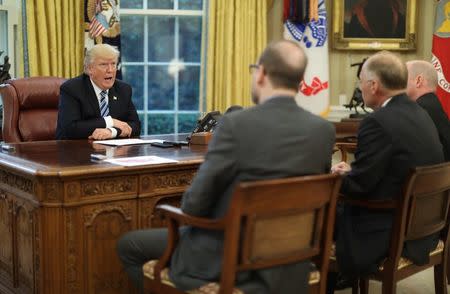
[{"x1": 192, "y1": 111, "x2": 222, "y2": 133}]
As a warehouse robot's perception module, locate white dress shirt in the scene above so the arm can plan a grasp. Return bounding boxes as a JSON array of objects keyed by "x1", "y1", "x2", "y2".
[{"x1": 90, "y1": 79, "x2": 118, "y2": 138}]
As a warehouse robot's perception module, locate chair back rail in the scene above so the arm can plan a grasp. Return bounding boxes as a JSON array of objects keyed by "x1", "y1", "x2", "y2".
[{"x1": 220, "y1": 174, "x2": 342, "y2": 294}]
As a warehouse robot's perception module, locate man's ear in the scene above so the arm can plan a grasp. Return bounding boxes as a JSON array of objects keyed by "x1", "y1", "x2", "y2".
[
  {"x1": 86, "y1": 64, "x2": 93, "y2": 76},
  {"x1": 256, "y1": 65, "x2": 266, "y2": 85},
  {"x1": 369, "y1": 79, "x2": 378, "y2": 95},
  {"x1": 415, "y1": 74, "x2": 424, "y2": 88}
]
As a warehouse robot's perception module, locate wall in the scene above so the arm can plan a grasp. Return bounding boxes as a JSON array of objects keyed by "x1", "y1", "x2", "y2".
[{"x1": 267, "y1": 0, "x2": 438, "y2": 106}]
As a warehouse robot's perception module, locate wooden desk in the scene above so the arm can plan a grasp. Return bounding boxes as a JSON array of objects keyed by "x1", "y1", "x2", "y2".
[
  {"x1": 0, "y1": 135, "x2": 207, "y2": 294},
  {"x1": 333, "y1": 120, "x2": 359, "y2": 162}
]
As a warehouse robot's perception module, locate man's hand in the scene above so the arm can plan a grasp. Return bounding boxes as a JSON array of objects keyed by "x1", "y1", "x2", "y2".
[
  {"x1": 89, "y1": 128, "x2": 113, "y2": 140},
  {"x1": 331, "y1": 161, "x2": 351, "y2": 175},
  {"x1": 113, "y1": 118, "x2": 132, "y2": 137}
]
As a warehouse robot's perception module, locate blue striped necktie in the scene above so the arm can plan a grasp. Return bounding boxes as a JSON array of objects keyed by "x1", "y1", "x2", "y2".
[{"x1": 99, "y1": 90, "x2": 109, "y2": 117}]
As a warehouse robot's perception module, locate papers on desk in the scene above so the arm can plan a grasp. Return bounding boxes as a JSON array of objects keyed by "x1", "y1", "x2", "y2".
[
  {"x1": 93, "y1": 139, "x2": 164, "y2": 146},
  {"x1": 104, "y1": 156, "x2": 178, "y2": 167}
]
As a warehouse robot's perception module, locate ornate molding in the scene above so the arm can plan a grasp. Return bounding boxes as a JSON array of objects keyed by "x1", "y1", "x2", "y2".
[
  {"x1": 15, "y1": 204, "x2": 36, "y2": 288},
  {"x1": 0, "y1": 170, "x2": 34, "y2": 195},
  {"x1": 141, "y1": 170, "x2": 196, "y2": 194},
  {"x1": 66, "y1": 209, "x2": 81, "y2": 292},
  {"x1": 81, "y1": 177, "x2": 137, "y2": 197},
  {"x1": 33, "y1": 209, "x2": 41, "y2": 293},
  {"x1": 83, "y1": 204, "x2": 132, "y2": 227},
  {"x1": 66, "y1": 183, "x2": 79, "y2": 199},
  {"x1": 154, "y1": 172, "x2": 194, "y2": 188},
  {"x1": 43, "y1": 182, "x2": 60, "y2": 201},
  {"x1": 141, "y1": 196, "x2": 181, "y2": 228},
  {"x1": 0, "y1": 192, "x2": 13, "y2": 273}
]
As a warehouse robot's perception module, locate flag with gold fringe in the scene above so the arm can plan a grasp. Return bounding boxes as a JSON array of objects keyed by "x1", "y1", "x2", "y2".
[
  {"x1": 84, "y1": 0, "x2": 121, "y2": 77},
  {"x1": 284, "y1": 0, "x2": 329, "y2": 117},
  {"x1": 432, "y1": 0, "x2": 450, "y2": 118}
]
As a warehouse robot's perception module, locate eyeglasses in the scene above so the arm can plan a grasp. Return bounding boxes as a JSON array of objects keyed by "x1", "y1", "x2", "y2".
[
  {"x1": 249, "y1": 64, "x2": 259, "y2": 74},
  {"x1": 96, "y1": 62, "x2": 117, "y2": 70}
]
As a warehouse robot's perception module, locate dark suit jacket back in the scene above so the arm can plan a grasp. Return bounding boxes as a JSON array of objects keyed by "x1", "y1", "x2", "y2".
[
  {"x1": 417, "y1": 92, "x2": 450, "y2": 161},
  {"x1": 56, "y1": 74, "x2": 140, "y2": 139},
  {"x1": 168, "y1": 96, "x2": 336, "y2": 293},
  {"x1": 336, "y1": 94, "x2": 444, "y2": 275}
]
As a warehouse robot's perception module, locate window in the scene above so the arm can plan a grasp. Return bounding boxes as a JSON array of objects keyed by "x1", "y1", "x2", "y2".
[
  {"x1": 121, "y1": 0, "x2": 206, "y2": 135},
  {"x1": 0, "y1": 0, "x2": 19, "y2": 78}
]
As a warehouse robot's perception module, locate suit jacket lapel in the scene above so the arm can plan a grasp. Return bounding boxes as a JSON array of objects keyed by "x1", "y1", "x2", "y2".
[
  {"x1": 83, "y1": 74, "x2": 101, "y2": 115},
  {"x1": 108, "y1": 85, "x2": 118, "y2": 117}
]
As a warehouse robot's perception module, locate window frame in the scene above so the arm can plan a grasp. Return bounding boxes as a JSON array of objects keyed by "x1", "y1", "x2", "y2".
[
  {"x1": 0, "y1": 0, "x2": 19, "y2": 78},
  {"x1": 121, "y1": 0, "x2": 207, "y2": 135}
]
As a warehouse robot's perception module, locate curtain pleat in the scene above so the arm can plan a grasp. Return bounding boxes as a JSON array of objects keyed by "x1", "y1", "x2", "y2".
[
  {"x1": 26, "y1": 0, "x2": 84, "y2": 77},
  {"x1": 206, "y1": 0, "x2": 268, "y2": 112}
]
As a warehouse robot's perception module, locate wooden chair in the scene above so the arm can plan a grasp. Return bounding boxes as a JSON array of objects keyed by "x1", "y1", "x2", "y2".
[
  {"x1": 337, "y1": 162, "x2": 450, "y2": 294},
  {"x1": 333, "y1": 120, "x2": 359, "y2": 162},
  {"x1": 334, "y1": 142, "x2": 357, "y2": 162},
  {"x1": 143, "y1": 174, "x2": 342, "y2": 294}
]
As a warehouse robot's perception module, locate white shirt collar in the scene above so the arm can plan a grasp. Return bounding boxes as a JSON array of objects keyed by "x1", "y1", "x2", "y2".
[
  {"x1": 381, "y1": 97, "x2": 393, "y2": 107},
  {"x1": 90, "y1": 79, "x2": 109, "y2": 101}
]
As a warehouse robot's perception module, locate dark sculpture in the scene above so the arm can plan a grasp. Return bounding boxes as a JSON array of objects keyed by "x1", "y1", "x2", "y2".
[
  {"x1": 0, "y1": 51, "x2": 11, "y2": 83},
  {"x1": 344, "y1": 58, "x2": 369, "y2": 118}
]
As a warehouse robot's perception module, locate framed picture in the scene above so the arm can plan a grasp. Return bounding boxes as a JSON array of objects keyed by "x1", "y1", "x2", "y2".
[{"x1": 332, "y1": 0, "x2": 417, "y2": 50}]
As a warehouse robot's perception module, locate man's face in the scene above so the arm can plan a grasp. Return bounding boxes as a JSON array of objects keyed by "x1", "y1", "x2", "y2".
[
  {"x1": 359, "y1": 67, "x2": 377, "y2": 108},
  {"x1": 87, "y1": 56, "x2": 117, "y2": 90}
]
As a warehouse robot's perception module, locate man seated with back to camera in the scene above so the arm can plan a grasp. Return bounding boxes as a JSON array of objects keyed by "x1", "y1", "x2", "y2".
[
  {"x1": 116, "y1": 40, "x2": 336, "y2": 294},
  {"x1": 56, "y1": 44, "x2": 140, "y2": 140},
  {"x1": 406, "y1": 60, "x2": 450, "y2": 161},
  {"x1": 329, "y1": 51, "x2": 444, "y2": 292}
]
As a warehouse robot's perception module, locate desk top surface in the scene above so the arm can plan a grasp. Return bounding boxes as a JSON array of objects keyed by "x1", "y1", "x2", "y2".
[{"x1": 0, "y1": 134, "x2": 208, "y2": 177}]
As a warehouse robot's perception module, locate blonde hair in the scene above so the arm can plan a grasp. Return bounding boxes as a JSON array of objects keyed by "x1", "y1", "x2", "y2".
[{"x1": 84, "y1": 44, "x2": 119, "y2": 73}]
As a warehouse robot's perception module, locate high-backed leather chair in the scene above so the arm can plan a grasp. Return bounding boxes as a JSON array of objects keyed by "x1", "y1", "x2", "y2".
[{"x1": 0, "y1": 77, "x2": 66, "y2": 142}]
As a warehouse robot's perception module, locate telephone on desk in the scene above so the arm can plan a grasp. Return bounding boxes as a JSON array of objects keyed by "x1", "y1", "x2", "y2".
[
  {"x1": 192, "y1": 111, "x2": 221, "y2": 133},
  {"x1": 189, "y1": 111, "x2": 222, "y2": 145}
]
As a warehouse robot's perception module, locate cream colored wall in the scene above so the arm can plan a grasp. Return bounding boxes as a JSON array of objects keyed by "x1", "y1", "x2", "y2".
[{"x1": 267, "y1": 0, "x2": 438, "y2": 106}]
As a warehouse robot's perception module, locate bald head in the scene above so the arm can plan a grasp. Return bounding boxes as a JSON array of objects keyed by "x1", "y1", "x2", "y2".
[
  {"x1": 258, "y1": 40, "x2": 308, "y2": 91},
  {"x1": 363, "y1": 51, "x2": 408, "y2": 91},
  {"x1": 406, "y1": 60, "x2": 438, "y2": 100}
]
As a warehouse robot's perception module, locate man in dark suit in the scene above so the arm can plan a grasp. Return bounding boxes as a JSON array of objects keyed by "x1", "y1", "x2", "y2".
[
  {"x1": 406, "y1": 60, "x2": 450, "y2": 161},
  {"x1": 117, "y1": 40, "x2": 336, "y2": 294},
  {"x1": 56, "y1": 44, "x2": 140, "y2": 140},
  {"x1": 330, "y1": 51, "x2": 444, "y2": 291}
]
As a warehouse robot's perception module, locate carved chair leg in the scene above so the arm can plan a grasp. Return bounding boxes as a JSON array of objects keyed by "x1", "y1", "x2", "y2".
[
  {"x1": 351, "y1": 280, "x2": 359, "y2": 294},
  {"x1": 381, "y1": 279, "x2": 396, "y2": 294},
  {"x1": 359, "y1": 278, "x2": 369, "y2": 294},
  {"x1": 447, "y1": 251, "x2": 450, "y2": 284},
  {"x1": 435, "y1": 263, "x2": 448, "y2": 294}
]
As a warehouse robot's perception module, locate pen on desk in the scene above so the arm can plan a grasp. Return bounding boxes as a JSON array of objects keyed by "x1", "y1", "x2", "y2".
[{"x1": 163, "y1": 141, "x2": 189, "y2": 146}]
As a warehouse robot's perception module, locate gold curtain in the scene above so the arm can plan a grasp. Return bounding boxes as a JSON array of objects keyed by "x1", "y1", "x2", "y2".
[
  {"x1": 26, "y1": 0, "x2": 84, "y2": 77},
  {"x1": 206, "y1": 0, "x2": 268, "y2": 112}
]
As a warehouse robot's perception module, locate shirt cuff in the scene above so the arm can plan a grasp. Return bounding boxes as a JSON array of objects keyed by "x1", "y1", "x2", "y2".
[
  {"x1": 108, "y1": 127, "x2": 117, "y2": 138},
  {"x1": 104, "y1": 116, "x2": 114, "y2": 128}
]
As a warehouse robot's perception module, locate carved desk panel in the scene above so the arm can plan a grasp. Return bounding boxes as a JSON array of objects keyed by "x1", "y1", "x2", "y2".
[{"x1": 0, "y1": 137, "x2": 206, "y2": 294}]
